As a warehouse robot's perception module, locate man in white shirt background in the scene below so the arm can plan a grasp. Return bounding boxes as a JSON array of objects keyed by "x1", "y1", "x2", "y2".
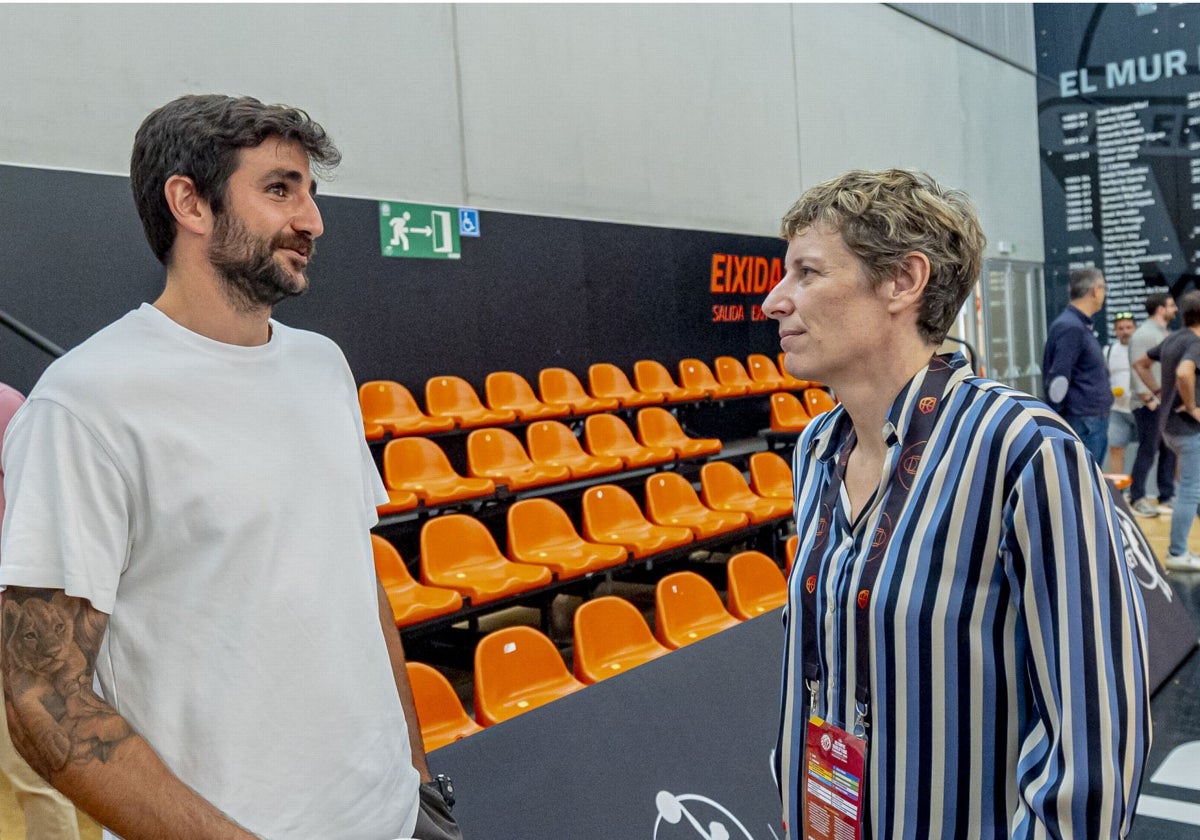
[{"x1": 1105, "y1": 312, "x2": 1137, "y2": 474}]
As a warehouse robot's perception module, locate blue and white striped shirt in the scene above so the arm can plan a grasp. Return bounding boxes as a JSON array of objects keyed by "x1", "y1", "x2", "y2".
[{"x1": 779, "y1": 353, "x2": 1151, "y2": 839}]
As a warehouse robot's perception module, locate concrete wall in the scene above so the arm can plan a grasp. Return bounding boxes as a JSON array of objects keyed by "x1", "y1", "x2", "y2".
[{"x1": 0, "y1": 3, "x2": 1042, "y2": 259}]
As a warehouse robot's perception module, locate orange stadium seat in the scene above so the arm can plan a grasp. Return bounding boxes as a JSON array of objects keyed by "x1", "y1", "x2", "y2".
[
  {"x1": 377, "y1": 485, "x2": 420, "y2": 516},
  {"x1": 581, "y1": 484, "x2": 694, "y2": 559},
  {"x1": 699, "y1": 461, "x2": 792, "y2": 524},
  {"x1": 526, "y1": 420, "x2": 624, "y2": 479},
  {"x1": 420, "y1": 514, "x2": 552, "y2": 604},
  {"x1": 632, "y1": 360, "x2": 707, "y2": 403},
  {"x1": 746, "y1": 354, "x2": 794, "y2": 391},
  {"x1": 678, "y1": 358, "x2": 747, "y2": 399},
  {"x1": 573, "y1": 596, "x2": 671, "y2": 684},
  {"x1": 359, "y1": 381, "x2": 456, "y2": 436},
  {"x1": 426, "y1": 376, "x2": 518, "y2": 429},
  {"x1": 785, "y1": 534, "x2": 799, "y2": 575},
  {"x1": 803, "y1": 387, "x2": 837, "y2": 418},
  {"x1": 583, "y1": 413, "x2": 676, "y2": 469},
  {"x1": 748, "y1": 451, "x2": 794, "y2": 500},
  {"x1": 372, "y1": 535, "x2": 464, "y2": 627},
  {"x1": 474, "y1": 626, "x2": 585, "y2": 726},
  {"x1": 588, "y1": 363, "x2": 665, "y2": 408},
  {"x1": 726, "y1": 551, "x2": 788, "y2": 619},
  {"x1": 636, "y1": 407, "x2": 722, "y2": 459},
  {"x1": 643, "y1": 472, "x2": 749, "y2": 539},
  {"x1": 382, "y1": 437, "x2": 495, "y2": 506},
  {"x1": 538, "y1": 368, "x2": 620, "y2": 415},
  {"x1": 715, "y1": 356, "x2": 775, "y2": 395},
  {"x1": 484, "y1": 371, "x2": 572, "y2": 420},
  {"x1": 364, "y1": 421, "x2": 387, "y2": 441},
  {"x1": 466, "y1": 428, "x2": 571, "y2": 490},
  {"x1": 1105, "y1": 473, "x2": 1133, "y2": 492},
  {"x1": 655, "y1": 571, "x2": 741, "y2": 649},
  {"x1": 507, "y1": 498, "x2": 628, "y2": 579},
  {"x1": 406, "y1": 662, "x2": 484, "y2": 751},
  {"x1": 770, "y1": 392, "x2": 811, "y2": 433}
]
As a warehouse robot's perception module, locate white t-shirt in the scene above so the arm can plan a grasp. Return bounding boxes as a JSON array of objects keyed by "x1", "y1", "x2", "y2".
[
  {"x1": 1104, "y1": 341, "x2": 1132, "y2": 414},
  {"x1": 0, "y1": 304, "x2": 419, "y2": 839}
]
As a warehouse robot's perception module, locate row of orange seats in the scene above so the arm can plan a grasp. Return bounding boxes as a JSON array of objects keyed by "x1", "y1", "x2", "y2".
[
  {"x1": 375, "y1": 453, "x2": 796, "y2": 627},
  {"x1": 769, "y1": 388, "x2": 838, "y2": 433},
  {"x1": 375, "y1": 410, "x2": 723, "y2": 515},
  {"x1": 360, "y1": 355, "x2": 819, "y2": 440},
  {"x1": 407, "y1": 554, "x2": 790, "y2": 749}
]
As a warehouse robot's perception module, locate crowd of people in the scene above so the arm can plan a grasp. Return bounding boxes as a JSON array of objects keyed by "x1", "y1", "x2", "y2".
[{"x1": 1044, "y1": 272, "x2": 1200, "y2": 572}]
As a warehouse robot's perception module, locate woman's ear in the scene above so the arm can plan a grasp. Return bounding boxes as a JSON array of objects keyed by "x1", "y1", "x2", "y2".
[{"x1": 885, "y1": 251, "x2": 931, "y2": 315}]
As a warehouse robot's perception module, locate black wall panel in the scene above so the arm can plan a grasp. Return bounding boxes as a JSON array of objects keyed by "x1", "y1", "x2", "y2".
[{"x1": 1, "y1": 163, "x2": 785, "y2": 398}]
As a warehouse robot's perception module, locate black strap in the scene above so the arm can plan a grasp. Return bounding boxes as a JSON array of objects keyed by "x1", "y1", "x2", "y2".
[{"x1": 797, "y1": 355, "x2": 956, "y2": 725}]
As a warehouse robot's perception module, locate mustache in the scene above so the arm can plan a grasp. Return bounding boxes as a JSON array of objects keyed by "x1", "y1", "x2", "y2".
[{"x1": 274, "y1": 234, "x2": 316, "y2": 260}]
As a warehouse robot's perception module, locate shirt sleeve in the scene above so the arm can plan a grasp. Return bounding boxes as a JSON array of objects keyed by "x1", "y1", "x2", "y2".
[
  {"x1": 1002, "y1": 437, "x2": 1150, "y2": 839},
  {"x1": 358, "y1": 435, "x2": 388, "y2": 528},
  {"x1": 1182, "y1": 340, "x2": 1200, "y2": 369},
  {"x1": 0, "y1": 399, "x2": 131, "y2": 613},
  {"x1": 1146, "y1": 342, "x2": 1162, "y2": 363},
  {"x1": 1127, "y1": 332, "x2": 1154, "y2": 399},
  {"x1": 1044, "y1": 326, "x2": 1084, "y2": 410}
]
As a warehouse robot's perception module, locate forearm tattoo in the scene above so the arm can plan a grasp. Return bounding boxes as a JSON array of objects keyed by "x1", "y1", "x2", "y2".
[{"x1": 2, "y1": 588, "x2": 132, "y2": 778}]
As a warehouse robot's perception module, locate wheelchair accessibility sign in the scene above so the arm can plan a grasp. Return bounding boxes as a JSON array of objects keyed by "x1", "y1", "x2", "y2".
[
  {"x1": 458, "y1": 208, "x2": 480, "y2": 237},
  {"x1": 380, "y1": 201, "x2": 476, "y2": 260}
]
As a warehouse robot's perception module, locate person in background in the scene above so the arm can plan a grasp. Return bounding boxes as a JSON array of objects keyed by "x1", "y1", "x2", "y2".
[
  {"x1": 1105, "y1": 312, "x2": 1137, "y2": 474},
  {"x1": 764, "y1": 169, "x2": 1150, "y2": 839},
  {"x1": 1042, "y1": 267, "x2": 1113, "y2": 465},
  {"x1": 0, "y1": 381, "x2": 82, "y2": 840},
  {"x1": 1134, "y1": 290, "x2": 1200, "y2": 572},
  {"x1": 1128, "y1": 291, "x2": 1178, "y2": 518},
  {"x1": 0, "y1": 95, "x2": 460, "y2": 840}
]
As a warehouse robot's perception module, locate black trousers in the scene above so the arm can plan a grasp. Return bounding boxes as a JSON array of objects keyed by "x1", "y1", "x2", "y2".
[{"x1": 1131, "y1": 405, "x2": 1176, "y2": 502}]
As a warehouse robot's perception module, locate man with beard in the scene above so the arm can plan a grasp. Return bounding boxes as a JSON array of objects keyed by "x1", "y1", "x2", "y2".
[{"x1": 0, "y1": 96, "x2": 460, "y2": 840}]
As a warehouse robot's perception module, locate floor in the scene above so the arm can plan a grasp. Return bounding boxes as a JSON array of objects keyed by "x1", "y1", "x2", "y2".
[{"x1": 1, "y1": 515, "x2": 1196, "y2": 839}]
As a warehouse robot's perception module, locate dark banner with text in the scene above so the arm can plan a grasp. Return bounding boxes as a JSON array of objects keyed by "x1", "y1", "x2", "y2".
[{"x1": 1035, "y1": 3, "x2": 1200, "y2": 338}]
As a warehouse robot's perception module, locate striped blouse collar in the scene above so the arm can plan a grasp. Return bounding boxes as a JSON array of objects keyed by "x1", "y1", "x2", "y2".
[{"x1": 808, "y1": 351, "x2": 972, "y2": 463}]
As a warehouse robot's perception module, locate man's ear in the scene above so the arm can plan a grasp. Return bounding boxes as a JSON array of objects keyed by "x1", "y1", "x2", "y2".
[
  {"x1": 163, "y1": 175, "x2": 212, "y2": 237},
  {"x1": 885, "y1": 251, "x2": 931, "y2": 315}
]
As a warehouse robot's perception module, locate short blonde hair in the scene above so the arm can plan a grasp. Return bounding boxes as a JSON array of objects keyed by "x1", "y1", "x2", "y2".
[{"x1": 780, "y1": 169, "x2": 986, "y2": 344}]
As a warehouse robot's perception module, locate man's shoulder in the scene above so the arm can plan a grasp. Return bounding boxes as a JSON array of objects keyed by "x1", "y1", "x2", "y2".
[
  {"x1": 1174, "y1": 330, "x2": 1200, "y2": 357},
  {"x1": 28, "y1": 310, "x2": 151, "y2": 400},
  {"x1": 271, "y1": 320, "x2": 346, "y2": 361},
  {"x1": 1048, "y1": 308, "x2": 1075, "y2": 330},
  {"x1": 1130, "y1": 319, "x2": 1164, "y2": 346},
  {"x1": 1160, "y1": 328, "x2": 1197, "y2": 355}
]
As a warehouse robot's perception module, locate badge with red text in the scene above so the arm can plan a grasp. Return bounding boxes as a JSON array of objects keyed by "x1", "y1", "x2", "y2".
[{"x1": 803, "y1": 717, "x2": 867, "y2": 840}]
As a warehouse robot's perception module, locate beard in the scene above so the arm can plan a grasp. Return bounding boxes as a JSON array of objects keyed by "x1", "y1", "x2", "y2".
[{"x1": 207, "y1": 212, "x2": 316, "y2": 311}]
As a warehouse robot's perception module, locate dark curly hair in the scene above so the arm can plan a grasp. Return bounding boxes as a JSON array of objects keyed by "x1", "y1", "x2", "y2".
[{"x1": 130, "y1": 94, "x2": 341, "y2": 264}]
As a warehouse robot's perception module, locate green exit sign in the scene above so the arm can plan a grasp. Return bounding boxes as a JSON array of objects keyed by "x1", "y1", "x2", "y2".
[{"x1": 379, "y1": 201, "x2": 461, "y2": 260}]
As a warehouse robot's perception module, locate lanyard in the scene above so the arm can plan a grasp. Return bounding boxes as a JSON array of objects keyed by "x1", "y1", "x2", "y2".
[{"x1": 797, "y1": 354, "x2": 956, "y2": 736}]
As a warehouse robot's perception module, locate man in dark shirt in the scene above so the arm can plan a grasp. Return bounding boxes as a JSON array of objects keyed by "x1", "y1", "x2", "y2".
[
  {"x1": 1137, "y1": 289, "x2": 1200, "y2": 571},
  {"x1": 1042, "y1": 267, "x2": 1113, "y2": 464}
]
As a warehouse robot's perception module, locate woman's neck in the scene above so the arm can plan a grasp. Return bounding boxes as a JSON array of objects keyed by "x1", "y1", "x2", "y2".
[{"x1": 832, "y1": 339, "x2": 938, "y2": 457}]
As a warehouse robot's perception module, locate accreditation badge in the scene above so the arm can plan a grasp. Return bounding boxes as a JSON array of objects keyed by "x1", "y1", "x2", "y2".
[{"x1": 803, "y1": 717, "x2": 867, "y2": 840}]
